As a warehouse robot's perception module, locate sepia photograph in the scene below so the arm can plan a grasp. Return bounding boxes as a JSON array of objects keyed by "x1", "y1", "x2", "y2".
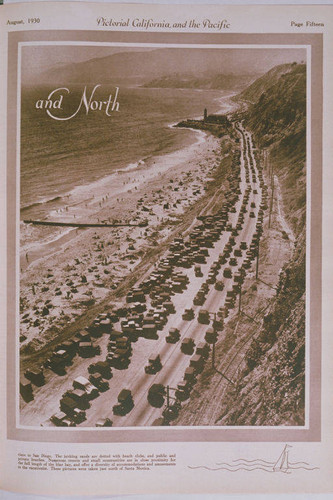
[{"x1": 18, "y1": 43, "x2": 308, "y2": 430}]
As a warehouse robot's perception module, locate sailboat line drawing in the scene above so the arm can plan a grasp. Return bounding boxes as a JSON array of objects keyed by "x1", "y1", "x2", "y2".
[
  {"x1": 273, "y1": 444, "x2": 292, "y2": 473},
  {"x1": 188, "y1": 444, "x2": 319, "y2": 473}
]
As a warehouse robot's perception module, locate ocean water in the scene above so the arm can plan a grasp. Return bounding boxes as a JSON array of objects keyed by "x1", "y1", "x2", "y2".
[{"x1": 20, "y1": 85, "x2": 226, "y2": 250}]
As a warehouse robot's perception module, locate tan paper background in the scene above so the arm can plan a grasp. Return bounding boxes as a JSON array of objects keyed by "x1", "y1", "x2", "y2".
[{"x1": 0, "y1": 2, "x2": 332, "y2": 495}]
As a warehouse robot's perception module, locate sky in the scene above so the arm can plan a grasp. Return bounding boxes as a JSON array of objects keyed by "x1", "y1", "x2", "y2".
[
  {"x1": 21, "y1": 46, "x2": 154, "y2": 82},
  {"x1": 21, "y1": 45, "x2": 306, "y2": 84}
]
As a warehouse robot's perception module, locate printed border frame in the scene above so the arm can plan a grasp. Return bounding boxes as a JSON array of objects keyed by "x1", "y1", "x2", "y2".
[{"x1": 7, "y1": 30, "x2": 322, "y2": 443}]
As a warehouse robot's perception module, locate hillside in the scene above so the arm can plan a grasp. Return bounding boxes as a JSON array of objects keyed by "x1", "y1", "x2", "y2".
[
  {"x1": 217, "y1": 232, "x2": 306, "y2": 426},
  {"x1": 246, "y1": 63, "x2": 306, "y2": 234},
  {"x1": 35, "y1": 47, "x2": 305, "y2": 85},
  {"x1": 239, "y1": 63, "x2": 299, "y2": 103},
  {"x1": 143, "y1": 73, "x2": 254, "y2": 91},
  {"x1": 221, "y1": 62, "x2": 306, "y2": 425},
  {"x1": 174, "y1": 62, "x2": 307, "y2": 427}
]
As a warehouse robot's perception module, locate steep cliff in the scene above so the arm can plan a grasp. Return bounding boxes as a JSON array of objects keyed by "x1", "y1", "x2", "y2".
[
  {"x1": 219, "y1": 63, "x2": 306, "y2": 425},
  {"x1": 174, "y1": 62, "x2": 307, "y2": 427},
  {"x1": 245, "y1": 63, "x2": 306, "y2": 235}
]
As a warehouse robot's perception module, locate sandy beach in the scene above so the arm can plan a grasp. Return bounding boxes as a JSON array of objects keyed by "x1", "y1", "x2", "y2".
[{"x1": 20, "y1": 129, "x2": 223, "y2": 353}]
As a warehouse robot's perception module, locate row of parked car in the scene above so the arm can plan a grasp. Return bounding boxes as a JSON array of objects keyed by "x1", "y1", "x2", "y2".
[
  {"x1": 108, "y1": 149, "x2": 245, "y2": 424},
  {"x1": 172, "y1": 123, "x2": 267, "y2": 377},
  {"x1": 43, "y1": 123, "x2": 268, "y2": 427},
  {"x1": 148, "y1": 129, "x2": 262, "y2": 403},
  {"x1": 149, "y1": 340, "x2": 211, "y2": 425},
  {"x1": 117, "y1": 125, "x2": 268, "y2": 425}
]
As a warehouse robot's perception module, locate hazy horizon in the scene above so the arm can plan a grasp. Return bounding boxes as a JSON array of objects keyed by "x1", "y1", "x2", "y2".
[{"x1": 22, "y1": 45, "x2": 306, "y2": 85}]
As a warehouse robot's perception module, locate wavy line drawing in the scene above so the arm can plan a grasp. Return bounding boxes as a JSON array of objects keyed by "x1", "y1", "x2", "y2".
[
  {"x1": 188, "y1": 444, "x2": 319, "y2": 474},
  {"x1": 215, "y1": 461, "x2": 273, "y2": 467},
  {"x1": 188, "y1": 465, "x2": 275, "y2": 473},
  {"x1": 230, "y1": 459, "x2": 275, "y2": 464},
  {"x1": 288, "y1": 466, "x2": 319, "y2": 471}
]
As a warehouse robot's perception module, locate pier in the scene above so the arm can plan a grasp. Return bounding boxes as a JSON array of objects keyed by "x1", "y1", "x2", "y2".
[{"x1": 23, "y1": 219, "x2": 148, "y2": 228}]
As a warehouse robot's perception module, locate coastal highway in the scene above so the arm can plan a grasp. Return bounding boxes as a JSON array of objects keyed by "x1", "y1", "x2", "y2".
[
  {"x1": 80, "y1": 123, "x2": 263, "y2": 427},
  {"x1": 20, "y1": 123, "x2": 263, "y2": 428}
]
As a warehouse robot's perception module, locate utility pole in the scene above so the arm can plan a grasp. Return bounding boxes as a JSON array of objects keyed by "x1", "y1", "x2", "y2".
[
  {"x1": 205, "y1": 311, "x2": 233, "y2": 384},
  {"x1": 265, "y1": 149, "x2": 267, "y2": 171},
  {"x1": 212, "y1": 312, "x2": 217, "y2": 369},
  {"x1": 268, "y1": 166, "x2": 274, "y2": 228},
  {"x1": 212, "y1": 341, "x2": 215, "y2": 369},
  {"x1": 208, "y1": 311, "x2": 235, "y2": 384},
  {"x1": 204, "y1": 311, "x2": 219, "y2": 370},
  {"x1": 269, "y1": 151, "x2": 273, "y2": 180},
  {"x1": 256, "y1": 239, "x2": 260, "y2": 279},
  {"x1": 166, "y1": 385, "x2": 170, "y2": 409},
  {"x1": 163, "y1": 386, "x2": 180, "y2": 423}
]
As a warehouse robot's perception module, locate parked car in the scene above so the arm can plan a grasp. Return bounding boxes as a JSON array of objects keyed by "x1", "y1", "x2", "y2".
[
  {"x1": 89, "y1": 373, "x2": 109, "y2": 392},
  {"x1": 162, "y1": 401, "x2": 181, "y2": 421},
  {"x1": 95, "y1": 418, "x2": 113, "y2": 427},
  {"x1": 198, "y1": 309, "x2": 210, "y2": 324},
  {"x1": 73, "y1": 376, "x2": 99, "y2": 400},
  {"x1": 113, "y1": 389, "x2": 134, "y2": 416},
  {"x1": 182, "y1": 308, "x2": 194, "y2": 321},
  {"x1": 175, "y1": 381, "x2": 191, "y2": 401},
  {"x1": 194, "y1": 265, "x2": 203, "y2": 277},
  {"x1": 193, "y1": 293, "x2": 205, "y2": 306},
  {"x1": 166, "y1": 328, "x2": 180, "y2": 343},
  {"x1": 223, "y1": 268, "x2": 232, "y2": 278},
  {"x1": 147, "y1": 384, "x2": 166, "y2": 407},
  {"x1": 145, "y1": 354, "x2": 162, "y2": 374},
  {"x1": 195, "y1": 341, "x2": 210, "y2": 358},
  {"x1": 214, "y1": 280, "x2": 224, "y2": 291},
  {"x1": 181, "y1": 338, "x2": 195, "y2": 355},
  {"x1": 50, "y1": 411, "x2": 75, "y2": 427}
]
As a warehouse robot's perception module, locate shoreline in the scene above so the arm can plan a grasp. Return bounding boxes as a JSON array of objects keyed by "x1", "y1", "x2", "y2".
[
  {"x1": 20, "y1": 124, "x2": 208, "y2": 266},
  {"x1": 20, "y1": 131, "x2": 223, "y2": 350},
  {"x1": 216, "y1": 91, "x2": 239, "y2": 114},
  {"x1": 20, "y1": 88, "x2": 230, "y2": 228},
  {"x1": 20, "y1": 90, "x2": 240, "y2": 353}
]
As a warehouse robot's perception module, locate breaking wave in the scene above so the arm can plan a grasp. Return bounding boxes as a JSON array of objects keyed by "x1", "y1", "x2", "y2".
[{"x1": 21, "y1": 196, "x2": 63, "y2": 213}]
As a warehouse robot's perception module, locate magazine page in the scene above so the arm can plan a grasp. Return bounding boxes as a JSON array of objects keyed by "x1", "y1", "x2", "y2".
[{"x1": 0, "y1": 1, "x2": 332, "y2": 495}]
